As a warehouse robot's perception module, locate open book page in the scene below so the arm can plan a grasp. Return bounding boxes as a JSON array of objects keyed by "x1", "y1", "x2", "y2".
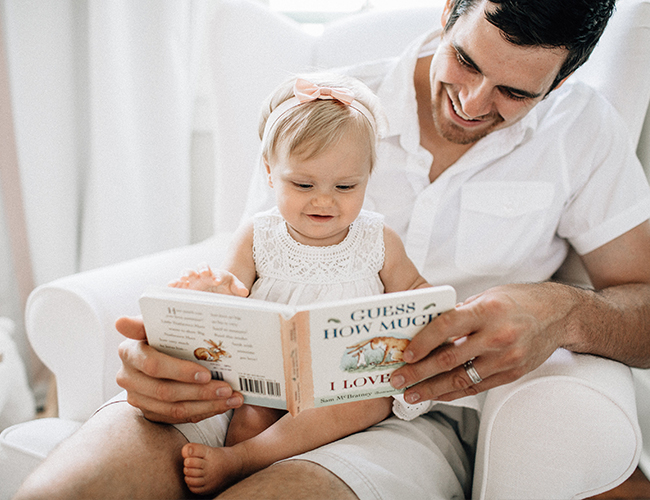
[
  {"x1": 139, "y1": 287, "x2": 291, "y2": 409},
  {"x1": 299, "y1": 286, "x2": 457, "y2": 409}
]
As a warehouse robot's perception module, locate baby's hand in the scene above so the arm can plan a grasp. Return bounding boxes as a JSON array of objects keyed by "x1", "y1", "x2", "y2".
[{"x1": 169, "y1": 264, "x2": 248, "y2": 297}]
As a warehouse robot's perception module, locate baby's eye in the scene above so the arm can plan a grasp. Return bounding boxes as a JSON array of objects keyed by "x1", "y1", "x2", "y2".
[
  {"x1": 293, "y1": 182, "x2": 313, "y2": 189},
  {"x1": 336, "y1": 184, "x2": 356, "y2": 191}
]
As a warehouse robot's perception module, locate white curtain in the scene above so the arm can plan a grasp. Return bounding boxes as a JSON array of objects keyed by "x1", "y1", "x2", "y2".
[{"x1": 0, "y1": 0, "x2": 212, "y2": 400}]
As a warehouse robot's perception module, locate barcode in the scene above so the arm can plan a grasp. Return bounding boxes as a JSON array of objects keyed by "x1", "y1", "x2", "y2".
[
  {"x1": 210, "y1": 371, "x2": 224, "y2": 380},
  {"x1": 239, "y1": 377, "x2": 281, "y2": 397}
]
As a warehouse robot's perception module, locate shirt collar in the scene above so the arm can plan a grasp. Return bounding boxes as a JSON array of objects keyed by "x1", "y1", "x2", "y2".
[{"x1": 376, "y1": 29, "x2": 439, "y2": 150}]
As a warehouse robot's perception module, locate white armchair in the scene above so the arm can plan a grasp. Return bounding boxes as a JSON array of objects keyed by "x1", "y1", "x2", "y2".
[{"x1": 2, "y1": 0, "x2": 650, "y2": 498}]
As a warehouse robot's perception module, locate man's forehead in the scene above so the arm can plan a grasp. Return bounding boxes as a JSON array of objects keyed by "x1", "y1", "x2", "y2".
[{"x1": 445, "y1": 5, "x2": 568, "y2": 96}]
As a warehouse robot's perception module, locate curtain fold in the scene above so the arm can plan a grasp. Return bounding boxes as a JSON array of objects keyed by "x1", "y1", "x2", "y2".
[
  {"x1": 81, "y1": 0, "x2": 202, "y2": 270},
  {"x1": 1, "y1": 0, "x2": 208, "y2": 392}
]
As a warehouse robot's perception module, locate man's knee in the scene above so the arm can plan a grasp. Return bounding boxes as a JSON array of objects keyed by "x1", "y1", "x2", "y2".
[
  {"x1": 217, "y1": 460, "x2": 358, "y2": 500},
  {"x1": 13, "y1": 402, "x2": 189, "y2": 500}
]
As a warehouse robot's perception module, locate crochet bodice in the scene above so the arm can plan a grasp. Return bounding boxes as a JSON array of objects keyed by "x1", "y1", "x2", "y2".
[{"x1": 249, "y1": 207, "x2": 385, "y2": 306}]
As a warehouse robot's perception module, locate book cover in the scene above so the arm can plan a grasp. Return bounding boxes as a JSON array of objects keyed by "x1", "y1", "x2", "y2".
[{"x1": 139, "y1": 285, "x2": 456, "y2": 415}]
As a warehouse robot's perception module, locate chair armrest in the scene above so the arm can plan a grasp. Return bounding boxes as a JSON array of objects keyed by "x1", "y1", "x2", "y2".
[
  {"x1": 473, "y1": 349, "x2": 642, "y2": 500},
  {"x1": 25, "y1": 233, "x2": 233, "y2": 421},
  {"x1": 633, "y1": 368, "x2": 650, "y2": 478},
  {"x1": 0, "y1": 418, "x2": 82, "y2": 500}
]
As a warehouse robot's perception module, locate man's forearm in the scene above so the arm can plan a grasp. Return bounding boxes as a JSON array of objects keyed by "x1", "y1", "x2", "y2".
[{"x1": 559, "y1": 282, "x2": 650, "y2": 368}]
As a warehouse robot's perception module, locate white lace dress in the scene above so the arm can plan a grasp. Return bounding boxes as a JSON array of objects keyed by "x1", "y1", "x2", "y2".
[
  {"x1": 249, "y1": 207, "x2": 432, "y2": 421},
  {"x1": 249, "y1": 207, "x2": 385, "y2": 306}
]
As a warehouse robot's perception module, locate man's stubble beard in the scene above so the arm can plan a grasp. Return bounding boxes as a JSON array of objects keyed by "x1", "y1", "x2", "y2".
[{"x1": 431, "y1": 87, "x2": 504, "y2": 145}]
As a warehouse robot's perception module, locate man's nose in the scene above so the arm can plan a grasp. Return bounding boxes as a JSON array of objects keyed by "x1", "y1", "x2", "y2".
[{"x1": 458, "y1": 78, "x2": 493, "y2": 119}]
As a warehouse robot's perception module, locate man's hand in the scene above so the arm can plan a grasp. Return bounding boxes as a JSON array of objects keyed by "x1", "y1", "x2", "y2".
[
  {"x1": 390, "y1": 283, "x2": 569, "y2": 403},
  {"x1": 115, "y1": 316, "x2": 244, "y2": 424}
]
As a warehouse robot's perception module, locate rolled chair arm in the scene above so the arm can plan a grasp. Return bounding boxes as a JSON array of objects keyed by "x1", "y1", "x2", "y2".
[
  {"x1": 473, "y1": 349, "x2": 642, "y2": 499},
  {"x1": 25, "y1": 233, "x2": 232, "y2": 421}
]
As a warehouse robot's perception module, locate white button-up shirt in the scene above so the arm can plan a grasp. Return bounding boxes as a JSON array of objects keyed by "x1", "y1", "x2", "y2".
[
  {"x1": 346, "y1": 29, "x2": 650, "y2": 301},
  {"x1": 246, "y1": 29, "x2": 650, "y2": 303}
]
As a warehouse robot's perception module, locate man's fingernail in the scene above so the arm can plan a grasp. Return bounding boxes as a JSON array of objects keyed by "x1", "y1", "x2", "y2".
[
  {"x1": 403, "y1": 350, "x2": 414, "y2": 362},
  {"x1": 227, "y1": 396, "x2": 242, "y2": 407},
  {"x1": 391, "y1": 375, "x2": 406, "y2": 389},
  {"x1": 216, "y1": 387, "x2": 231, "y2": 398},
  {"x1": 406, "y1": 392, "x2": 421, "y2": 404},
  {"x1": 195, "y1": 372, "x2": 211, "y2": 383}
]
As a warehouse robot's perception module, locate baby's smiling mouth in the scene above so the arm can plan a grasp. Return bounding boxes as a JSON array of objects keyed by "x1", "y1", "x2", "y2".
[{"x1": 307, "y1": 214, "x2": 334, "y2": 222}]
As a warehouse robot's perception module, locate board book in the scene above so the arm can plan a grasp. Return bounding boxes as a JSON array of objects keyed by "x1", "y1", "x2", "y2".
[{"x1": 139, "y1": 285, "x2": 456, "y2": 415}]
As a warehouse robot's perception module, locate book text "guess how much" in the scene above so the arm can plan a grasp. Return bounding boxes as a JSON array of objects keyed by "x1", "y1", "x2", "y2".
[{"x1": 323, "y1": 302, "x2": 436, "y2": 339}]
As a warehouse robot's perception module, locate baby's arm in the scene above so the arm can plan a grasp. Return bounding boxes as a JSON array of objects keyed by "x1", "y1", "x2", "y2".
[{"x1": 380, "y1": 225, "x2": 430, "y2": 293}]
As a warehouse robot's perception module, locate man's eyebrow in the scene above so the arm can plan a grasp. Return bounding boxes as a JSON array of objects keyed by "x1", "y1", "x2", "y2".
[
  {"x1": 454, "y1": 43, "x2": 482, "y2": 73},
  {"x1": 452, "y1": 42, "x2": 543, "y2": 99}
]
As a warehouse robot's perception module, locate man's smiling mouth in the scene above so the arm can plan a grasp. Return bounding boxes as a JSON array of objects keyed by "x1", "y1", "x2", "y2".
[
  {"x1": 449, "y1": 96, "x2": 482, "y2": 123},
  {"x1": 452, "y1": 101, "x2": 474, "y2": 121}
]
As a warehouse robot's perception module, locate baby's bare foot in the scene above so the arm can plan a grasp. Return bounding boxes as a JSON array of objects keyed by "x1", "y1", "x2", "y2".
[{"x1": 182, "y1": 442, "x2": 247, "y2": 495}]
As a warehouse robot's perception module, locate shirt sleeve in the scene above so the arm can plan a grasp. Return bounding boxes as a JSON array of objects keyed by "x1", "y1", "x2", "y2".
[{"x1": 557, "y1": 93, "x2": 650, "y2": 255}]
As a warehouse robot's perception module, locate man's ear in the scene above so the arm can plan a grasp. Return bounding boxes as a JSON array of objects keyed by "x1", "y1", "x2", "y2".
[
  {"x1": 441, "y1": 0, "x2": 454, "y2": 29},
  {"x1": 263, "y1": 158, "x2": 273, "y2": 188},
  {"x1": 554, "y1": 73, "x2": 573, "y2": 91},
  {"x1": 545, "y1": 71, "x2": 574, "y2": 97}
]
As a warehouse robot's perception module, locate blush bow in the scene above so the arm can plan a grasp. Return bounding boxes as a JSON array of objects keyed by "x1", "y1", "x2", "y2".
[{"x1": 294, "y1": 78, "x2": 355, "y2": 105}]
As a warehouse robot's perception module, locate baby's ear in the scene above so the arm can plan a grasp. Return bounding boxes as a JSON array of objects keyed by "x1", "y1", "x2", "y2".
[{"x1": 263, "y1": 158, "x2": 273, "y2": 188}]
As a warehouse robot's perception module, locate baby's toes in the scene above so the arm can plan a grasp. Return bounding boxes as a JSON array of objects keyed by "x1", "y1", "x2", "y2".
[
  {"x1": 182, "y1": 443, "x2": 209, "y2": 460},
  {"x1": 183, "y1": 472, "x2": 208, "y2": 494},
  {"x1": 183, "y1": 456, "x2": 205, "y2": 470}
]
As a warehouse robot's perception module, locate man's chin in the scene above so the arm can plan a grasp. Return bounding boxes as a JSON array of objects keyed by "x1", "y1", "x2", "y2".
[{"x1": 437, "y1": 119, "x2": 501, "y2": 145}]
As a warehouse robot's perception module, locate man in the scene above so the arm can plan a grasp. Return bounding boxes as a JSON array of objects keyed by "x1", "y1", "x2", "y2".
[{"x1": 15, "y1": 0, "x2": 650, "y2": 499}]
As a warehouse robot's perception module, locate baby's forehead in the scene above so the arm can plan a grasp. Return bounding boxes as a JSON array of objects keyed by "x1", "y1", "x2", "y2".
[
  {"x1": 270, "y1": 135, "x2": 373, "y2": 178},
  {"x1": 274, "y1": 129, "x2": 373, "y2": 162}
]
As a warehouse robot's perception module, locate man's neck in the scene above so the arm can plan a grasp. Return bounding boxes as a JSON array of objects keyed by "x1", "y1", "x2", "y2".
[{"x1": 414, "y1": 55, "x2": 474, "y2": 183}]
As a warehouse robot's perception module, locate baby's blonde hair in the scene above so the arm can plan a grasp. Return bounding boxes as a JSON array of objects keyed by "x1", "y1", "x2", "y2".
[{"x1": 259, "y1": 73, "x2": 384, "y2": 172}]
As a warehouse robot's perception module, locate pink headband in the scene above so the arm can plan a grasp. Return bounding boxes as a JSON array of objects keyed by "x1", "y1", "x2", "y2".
[{"x1": 262, "y1": 78, "x2": 377, "y2": 145}]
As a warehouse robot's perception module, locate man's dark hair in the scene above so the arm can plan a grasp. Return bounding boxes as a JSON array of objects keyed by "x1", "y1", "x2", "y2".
[{"x1": 444, "y1": 0, "x2": 617, "y2": 91}]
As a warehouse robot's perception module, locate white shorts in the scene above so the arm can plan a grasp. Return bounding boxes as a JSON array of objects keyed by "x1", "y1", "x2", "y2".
[
  {"x1": 290, "y1": 409, "x2": 477, "y2": 500},
  {"x1": 100, "y1": 392, "x2": 477, "y2": 500}
]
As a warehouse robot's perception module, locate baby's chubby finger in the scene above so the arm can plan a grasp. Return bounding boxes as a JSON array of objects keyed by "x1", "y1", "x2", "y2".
[
  {"x1": 210, "y1": 268, "x2": 249, "y2": 297},
  {"x1": 179, "y1": 268, "x2": 200, "y2": 281},
  {"x1": 197, "y1": 262, "x2": 213, "y2": 275},
  {"x1": 229, "y1": 277, "x2": 249, "y2": 297},
  {"x1": 168, "y1": 276, "x2": 189, "y2": 288}
]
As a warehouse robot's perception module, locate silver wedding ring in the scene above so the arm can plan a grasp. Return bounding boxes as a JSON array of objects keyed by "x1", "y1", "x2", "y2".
[{"x1": 463, "y1": 359, "x2": 482, "y2": 385}]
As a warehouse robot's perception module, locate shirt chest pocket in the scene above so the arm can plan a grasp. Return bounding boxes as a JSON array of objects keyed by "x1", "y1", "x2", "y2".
[{"x1": 455, "y1": 182, "x2": 555, "y2": 276}]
